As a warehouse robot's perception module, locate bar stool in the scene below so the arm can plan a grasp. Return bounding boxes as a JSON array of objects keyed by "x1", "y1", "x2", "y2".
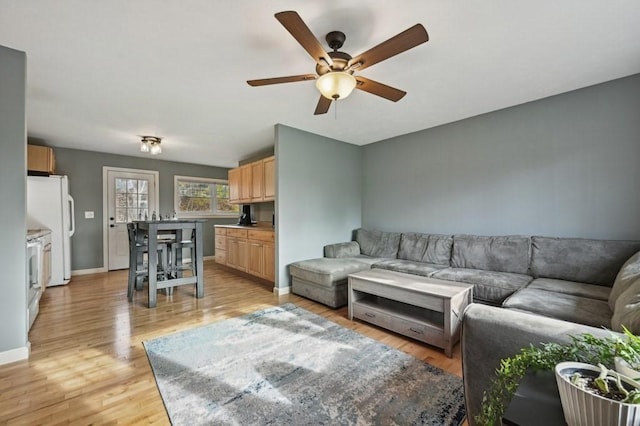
[
  {"x1": 169, "y1": 228, "x2": 196, "y2": 278},
  {"x1": 126, "y1": 223, "x2": 170, "y2": 301}
]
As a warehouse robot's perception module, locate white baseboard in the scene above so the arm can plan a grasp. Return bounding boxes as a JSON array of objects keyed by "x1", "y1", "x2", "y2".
[
  {"x1": 71, "y1": 267, "x2": 108, "y2": 276},
  {"x1": 0, "y1": 342, "x2": 30, "y2": 365},
  {"x1": 273, "y1": 286, "x2": 291, "y2": 296}
]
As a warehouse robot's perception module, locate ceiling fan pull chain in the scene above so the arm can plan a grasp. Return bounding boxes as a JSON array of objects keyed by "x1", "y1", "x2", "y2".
[{"x1": 334, "y1": 100, "x2": 338, "y2": 120}]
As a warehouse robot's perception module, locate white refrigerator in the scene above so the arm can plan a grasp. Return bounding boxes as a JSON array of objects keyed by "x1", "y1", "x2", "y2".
[{"x1": 27, "y1": 175, "x2": 75, "y2": 286}]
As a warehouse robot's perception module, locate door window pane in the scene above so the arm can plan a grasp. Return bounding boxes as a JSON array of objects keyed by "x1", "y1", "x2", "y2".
[{"x1": 116, "y1": 178, "x2": 127, "y2": 193}]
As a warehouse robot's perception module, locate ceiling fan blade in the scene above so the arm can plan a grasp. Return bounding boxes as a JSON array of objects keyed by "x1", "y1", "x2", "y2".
[
  {"x1": 247, "y1": 74, "x2": 317, "y2": 86},
  {"x1": 314, "y1": 95, "x2": 332, "y2": 115},
  {"x1": 348, "y1": 24, "x2": 428, "y2": 72},
  {"x1": 275, "y1": 11, "x2": 333, "y2": 67},
  {"x1": 355, "y1": 77, "x2": 406, "y2": 102}
]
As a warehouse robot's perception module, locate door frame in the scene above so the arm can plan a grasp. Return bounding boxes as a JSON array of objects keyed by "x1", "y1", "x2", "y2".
[{"x1": 102, "y1": 166, "x2": 160, "y2": 271}]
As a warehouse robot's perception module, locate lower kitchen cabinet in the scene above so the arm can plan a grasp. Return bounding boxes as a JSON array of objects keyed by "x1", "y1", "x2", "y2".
[
  {"x1": 262, "y1": 242, "x2": 275, "y2": 281},
  {"x1": 247, "y1": 241, "x2": 263, "y2": 276},
  {"x1": 215, "y1": 225, "x2": 274, "y2": 282},
  {"x1": 227, "y1": 233, "x2": 248, "y2": 271},
  {"x1": 214, "y1": 227, "x2": 227, "y2": 264}
]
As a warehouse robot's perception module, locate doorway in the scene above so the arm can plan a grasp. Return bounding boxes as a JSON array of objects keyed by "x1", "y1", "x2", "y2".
[{"x1": 103, "y1": 167, "x2": 159, "y2": 270}]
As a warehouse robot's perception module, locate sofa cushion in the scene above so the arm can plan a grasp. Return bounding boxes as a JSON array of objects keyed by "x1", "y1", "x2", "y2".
[
  {"x1": 431, "y1": 267, "x2": 533, "y2": 305},
  {"x1": 398, "y1": 232, "x2": 453, "y2": 265},
  {"x1": 371, "y1": 259, "x2": 447, "y2": 278},
  {"x1": 528, "y1": 278, "x2": 610, "y2": 302},
  {"x1": 503, "y1": 288, "x2": 613, "y2": 329},
  {"x1": 530, "y1": 236, "x2": 640, "y2": 286},
  {"x1": 451, "y1": 235, "x2": 530, "y2": 274},
  {"x1": 609, "y1": 250, "x2": 640, "y2": 310},
  {"x1": 289, "y1": 258, "x2": 373, "y2": 287},
  {"x1": 324, "y1": 241, "x2": 360, "y2": 258},
  {"x1": 355, "y1": 228, "x2": 401, "y2": 258},
  {"x1": 611, "y1": 278, "x2": 640, "y2": 334}
]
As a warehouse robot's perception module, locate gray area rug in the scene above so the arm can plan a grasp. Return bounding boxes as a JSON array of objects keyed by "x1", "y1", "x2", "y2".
[{"x1": 143, "y1": 303, "x2": 466, "y2": 425}]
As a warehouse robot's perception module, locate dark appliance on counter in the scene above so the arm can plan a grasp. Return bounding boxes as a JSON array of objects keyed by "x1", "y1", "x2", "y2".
[{"x1": 238, "y1": 204, "x2": 253, "y2": 226}]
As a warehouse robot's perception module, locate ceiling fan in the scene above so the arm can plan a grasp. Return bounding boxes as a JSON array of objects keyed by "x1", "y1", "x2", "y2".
[{"x1": 247, "y1": 11, "x2": 429, "y2": 115}]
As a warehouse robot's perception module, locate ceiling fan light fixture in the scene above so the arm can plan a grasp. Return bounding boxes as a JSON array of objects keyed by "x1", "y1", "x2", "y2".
[{"x1": 316, "y1": 72, "x2": 356, "y2": 100}]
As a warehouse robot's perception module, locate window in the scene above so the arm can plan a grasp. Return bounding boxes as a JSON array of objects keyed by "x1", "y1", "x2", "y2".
[
  {"x1": 115, "y1": 177, "x2": 149, "y2": 223},
  {"x1": 174, "y1": 176, "x2": 239, "y2": 218}
]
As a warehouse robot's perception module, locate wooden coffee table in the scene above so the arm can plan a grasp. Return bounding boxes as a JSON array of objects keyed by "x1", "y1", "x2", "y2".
[{"x1": 348, "y1": 269, "x2": 473, "y2": 357}]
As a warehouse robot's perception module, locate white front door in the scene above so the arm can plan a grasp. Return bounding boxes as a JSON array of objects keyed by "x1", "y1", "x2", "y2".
[{"x1": 104, "y1": 168, "x2": 159, "y2": 270}]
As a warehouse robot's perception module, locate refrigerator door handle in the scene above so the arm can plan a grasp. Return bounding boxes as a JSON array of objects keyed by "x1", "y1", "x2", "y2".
[{"x1": 68, "y1": 195, "x2": 76, "y2": 237}]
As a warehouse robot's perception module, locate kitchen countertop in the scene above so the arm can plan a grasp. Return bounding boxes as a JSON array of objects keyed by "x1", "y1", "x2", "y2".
[
  {"x1": 215, "y1": 223, "x2": 274, "y2": 231},
  {"x1": 27, "y1": 228, "x2": 52, "y2": 239}
]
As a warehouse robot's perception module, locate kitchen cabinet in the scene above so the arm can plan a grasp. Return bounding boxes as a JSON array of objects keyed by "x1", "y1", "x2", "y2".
[
  {"x1": 27, "y1": 144, "x2": 55, "y2": 175},
  {"x1": 226, "y1": 228, "x2": 248, "y2": 271},
  {"x1": 214, "y1": 227, "x2": 227, "y2": 265},
  {"x1": 228, "y1": 168, "x2": 241, "y2": 204},
  {"x1": 239, "y1": 164, "x2": 252, "y2": 204},
  {"x1": 263, "y1": 156, "x2": 275, "y2": 201},
  {"x1": 262, "y1": 242, "x2": 275, "y2": 281},
  {"x1": 250, "y1": 160, "x2": 264, "y2": 203},
  {"x1": 247, "y1": 229, "x2": 274, "y2": 280},
  {"x1": 228, "y1": 155, "x2": 275, "y2": 204},
  {"x1": 214, "y1": 225, "x2": 274, "y2": 282},
  {"x1": 247, "y1": 240, "x2": 263, "y2": 276}
]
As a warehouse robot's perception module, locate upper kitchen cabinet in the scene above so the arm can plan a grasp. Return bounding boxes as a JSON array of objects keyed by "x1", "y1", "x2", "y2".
[
  {"x1": 27, "y1": 144, "x2": 55, "y2": 175},
  {"x1": 228, "y1": 155, "x2": 275, "y2": 205},
  {"x1": 251, "y1": 160, "x2": 264, "y2": 203},
  {"x1": 263, "y1": 156, "x2": 275, "y2": 201},
  {"x1": 239, "y1": 164, "x2": 252, "y2": 204},
  {"x1": 228, "y1": 167, "x2": 241, "y2": 204}
]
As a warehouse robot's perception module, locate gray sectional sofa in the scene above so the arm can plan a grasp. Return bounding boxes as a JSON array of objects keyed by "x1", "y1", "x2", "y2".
[
  {"x1": 290, "y1": 228, "x2": 640, "y2": 425},
  {"x1": 290, "y1": 228, "x2": 639, "y2": 329}
]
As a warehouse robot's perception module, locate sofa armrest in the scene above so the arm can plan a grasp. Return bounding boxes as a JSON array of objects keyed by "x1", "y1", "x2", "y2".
[
  {"x1": 460, "y1": 304, "x2": 614, "y2": 426},
  {"x1": 324, "y1": 241, "x2": 361, "y2": 258}
]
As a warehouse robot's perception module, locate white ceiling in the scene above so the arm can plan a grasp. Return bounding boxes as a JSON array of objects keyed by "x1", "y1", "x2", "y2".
[{"x1": 1, "y1": 1, "x2": 640, "y2": 168}]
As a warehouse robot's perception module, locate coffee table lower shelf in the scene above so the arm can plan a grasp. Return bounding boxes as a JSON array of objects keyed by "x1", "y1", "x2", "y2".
[{"x1": 352, "y1": 296, "x2": 445, "y2": 347}]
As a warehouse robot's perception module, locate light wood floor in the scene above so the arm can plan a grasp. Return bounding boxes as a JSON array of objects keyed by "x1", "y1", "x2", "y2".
[{"x1": 1, "y1": 261, "x2": 463, "y2": 424}]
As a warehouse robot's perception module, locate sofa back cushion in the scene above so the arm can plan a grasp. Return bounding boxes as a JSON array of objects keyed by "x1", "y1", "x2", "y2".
[
  {"x1": 355, "y1": 228, "x2": 401, "y2": 258},
  {"x1": 324, "y1": 241, "x2": 361, "y2": 258},
  {"x1": 451, "y1": 235, "x2": 530, "y2": 274},
  {"x1": 398, "y1": 233, "x2": 452, "y2": 265},
  {"x1": 530, "y1": 236, "x2": 640, "y2": 286}
]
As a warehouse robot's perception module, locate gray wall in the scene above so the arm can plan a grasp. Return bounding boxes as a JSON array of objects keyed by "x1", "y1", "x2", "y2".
[
  {"x1": 0, "y1": 46, "x2": 28, "y2": 354},
  {"x1": 275, "y1": 124, "x2": 362, "y2": 288},
  {"x1": 362, "y1": 74, "x2": 640, "y2": 240},
  {"x1": 54, "y1": 148, "x2": 238, "y2": 270}
]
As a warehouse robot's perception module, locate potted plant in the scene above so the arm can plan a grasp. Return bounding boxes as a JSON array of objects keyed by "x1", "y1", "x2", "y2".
[
  {"x1": 476, "y1": 326, "x2": 640, "y2": 426},
  {"x1": 555, "y1": 361, "x2": 640, "y2": 426}
]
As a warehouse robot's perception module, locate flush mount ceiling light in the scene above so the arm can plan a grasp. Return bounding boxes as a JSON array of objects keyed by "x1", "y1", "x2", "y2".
[{"x1": 140, "y1": 136, "x2": 162, "y2": 155}]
